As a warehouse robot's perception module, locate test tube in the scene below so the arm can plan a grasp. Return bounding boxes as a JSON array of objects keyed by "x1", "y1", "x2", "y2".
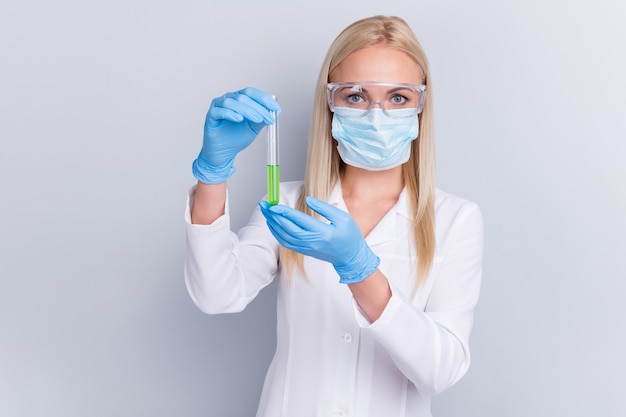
[{"x1": 267, "y1": 96, "x2": 280, "y2": 205}]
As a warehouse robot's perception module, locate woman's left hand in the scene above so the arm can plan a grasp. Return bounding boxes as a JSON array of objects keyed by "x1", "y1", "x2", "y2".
[{"x1": 258, "y1": 197, "x2": 380, "y2": 284}]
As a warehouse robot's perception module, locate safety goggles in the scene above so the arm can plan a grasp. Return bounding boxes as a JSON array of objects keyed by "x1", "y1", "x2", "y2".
[{"x1": 326, "y1": 81, "x2": 426, "y2": 118}]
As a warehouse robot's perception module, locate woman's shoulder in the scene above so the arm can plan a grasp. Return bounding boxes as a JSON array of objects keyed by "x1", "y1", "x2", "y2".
[{"x1": 434, "y1": 188, "x2": 482, "y2": 223}]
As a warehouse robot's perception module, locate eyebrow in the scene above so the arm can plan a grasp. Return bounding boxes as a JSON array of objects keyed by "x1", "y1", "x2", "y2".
[
  {"x1": 342, "y1": 84, "x2": 415, "y2": 95},
  {"x1": 347, "y1": 85, "x2": 416, "y2": 94}
]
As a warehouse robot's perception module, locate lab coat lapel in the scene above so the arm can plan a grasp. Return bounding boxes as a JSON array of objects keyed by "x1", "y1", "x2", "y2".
[{"x1": 327, "y1": 181, "x2": 411, "y2": 248}]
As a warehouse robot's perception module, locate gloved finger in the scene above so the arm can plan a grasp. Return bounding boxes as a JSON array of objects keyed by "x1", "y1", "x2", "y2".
[
  {"x1": 228, "y1": 93, "x2": 276, "y2": 123},
  {"x1": 207, "y1": 91, "x2": 277, "y2": 127},
  {"x1": 261, "y1": 209, "x2": 309, "y2": 249},
  {"x1": 258, "y1": 200, "x2": 272, "y2": 211},
  {"x1": 265, "y1": 219, "x2": 323, "y2": 256},
  {"x1": 259, "y1": 203, "x2": 314, "y2": 240},
  {"x1": 265, "y1": 203, "x2": 327, "y2": 232},
  {"x1": 259, "y1": 203, "x2": 295, "y2": 234},
  {"x1": 210, "y1": 94, "x2": 268, "y2": 125},
  {"x1": 264, "y1": 217, "x2": 300, "y2": 248},
  {"x1": 305, "y1": 196, "x2": 351, "y2": 224},
  {"x1": 237, "y1": 87, "x2": 281, "y2": 114},
  {"x1": 268, "y1": 213, "x2": 325, "y2": 243},
  {"x1": 259, "y1": 204, "x2": 327, "y2": 250},
  {"x1": 206, "y1": 106, "x2": 246, "y2": 124}
]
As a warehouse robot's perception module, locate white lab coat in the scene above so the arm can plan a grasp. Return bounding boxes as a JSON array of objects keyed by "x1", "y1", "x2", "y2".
[{"x1": 185, "y1": 180, "x2": 483, "y2": 417}]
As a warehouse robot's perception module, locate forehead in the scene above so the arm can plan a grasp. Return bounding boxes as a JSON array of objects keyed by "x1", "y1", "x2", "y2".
[{"x1": 330, "y1": 44, "x2": 423, "y2": 84}]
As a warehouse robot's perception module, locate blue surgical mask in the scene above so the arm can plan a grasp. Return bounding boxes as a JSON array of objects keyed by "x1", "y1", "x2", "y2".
[{"x1": 331, "y1": 108, "x2": 419, "y2": 171}]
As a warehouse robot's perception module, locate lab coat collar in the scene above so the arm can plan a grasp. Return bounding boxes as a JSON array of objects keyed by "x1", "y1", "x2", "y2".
[{"x1": 326, "y1": 180, "x2": 412, "y2": 246}]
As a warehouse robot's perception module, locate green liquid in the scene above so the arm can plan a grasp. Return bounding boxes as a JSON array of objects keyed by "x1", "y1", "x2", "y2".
[{"x1": 267, "y1": 165, "x2": 280, "y2": 205}]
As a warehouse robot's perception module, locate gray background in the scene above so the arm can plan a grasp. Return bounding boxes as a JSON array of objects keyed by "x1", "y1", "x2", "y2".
[{"x1": 1, "y1": 0, "x2": 625, "y2": 416}]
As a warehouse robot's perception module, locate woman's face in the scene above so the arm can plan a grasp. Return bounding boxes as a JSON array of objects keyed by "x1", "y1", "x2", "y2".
[{"x1": 329, "y1": 43, "x2": 423, "y2": 85}]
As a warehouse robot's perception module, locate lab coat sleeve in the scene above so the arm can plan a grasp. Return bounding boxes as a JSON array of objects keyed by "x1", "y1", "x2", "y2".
[
  {"x1": 184, "y1": 185, "x2": 280, "y2": 314},
  {"x1": 359, "y1": 201, "x2": 484, "y2": 396}
]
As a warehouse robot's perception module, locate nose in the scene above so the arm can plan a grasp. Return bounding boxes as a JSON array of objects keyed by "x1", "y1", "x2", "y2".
[
  {"x1": 368, "y1": 100, "x2": 384, "y2": 110},
  {"x1": 366, "y1": 100, "x2": 391, "y2": 118}
]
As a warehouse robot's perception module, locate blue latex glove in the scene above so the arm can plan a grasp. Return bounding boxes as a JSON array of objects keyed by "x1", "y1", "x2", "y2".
[
  {"x1": 192, "y1": 87, "x2": 281, "y2": 184},
  {"x1": 258, "y1": 196, "x2": 380, "y2": 284}
]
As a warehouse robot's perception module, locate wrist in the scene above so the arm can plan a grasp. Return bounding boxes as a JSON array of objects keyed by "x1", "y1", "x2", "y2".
[
  {"x1": 335, "y1": 242, "x2": 380, "y2": 284},
  {"x1": 192, "y1": 154, "x2": 235, "y2": 184}
]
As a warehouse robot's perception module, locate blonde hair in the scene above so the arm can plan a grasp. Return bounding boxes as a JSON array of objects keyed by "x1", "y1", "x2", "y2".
[{"x1": 281, "y1": 15, "x2": 436, "y2": 294}]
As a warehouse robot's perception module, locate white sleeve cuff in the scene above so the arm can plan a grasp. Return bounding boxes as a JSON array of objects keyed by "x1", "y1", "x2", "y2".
[{"x1": 352, "y1": 282, "x2": 403, "y2": 328}]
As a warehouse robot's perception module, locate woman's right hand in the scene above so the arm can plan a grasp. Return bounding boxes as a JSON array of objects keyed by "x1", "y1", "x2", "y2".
[{"x1": 192, "y1": 87, "x2": 280, "y2": 184}]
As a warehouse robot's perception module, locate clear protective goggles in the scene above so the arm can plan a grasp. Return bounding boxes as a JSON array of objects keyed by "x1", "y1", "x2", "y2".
[{"x1": 326, "y1": 81, "x2": 426, "y2": 118}]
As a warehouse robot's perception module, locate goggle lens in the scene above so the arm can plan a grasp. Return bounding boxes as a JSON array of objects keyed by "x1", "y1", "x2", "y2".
[{"x1": 327, "y1": 82, "x2": 426, "y2": 118}]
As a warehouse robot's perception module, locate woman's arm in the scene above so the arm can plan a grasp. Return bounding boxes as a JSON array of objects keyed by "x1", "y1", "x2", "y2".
[
  {"x1": 347, "y1": 270, "x2": 392, "y2": 322},
  {"x1": 184, "y1": 184, "x2": 280, "y2": 314},
  {"x1": 358, "y1": 203, "x2": 484, "y2": 396},
  {"x1": 190, "y1": 181, "x2": 227, "y2": 225}
]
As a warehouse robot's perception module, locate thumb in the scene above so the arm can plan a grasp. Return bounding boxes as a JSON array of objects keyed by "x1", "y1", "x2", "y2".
[{"x1": 305, "y1": 196, "x2": 348, "y2": 224}]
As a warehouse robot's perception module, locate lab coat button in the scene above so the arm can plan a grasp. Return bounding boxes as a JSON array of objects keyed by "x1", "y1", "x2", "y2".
[{"x1": 343, "y1": 333, "x2": 352, "y2": 343}]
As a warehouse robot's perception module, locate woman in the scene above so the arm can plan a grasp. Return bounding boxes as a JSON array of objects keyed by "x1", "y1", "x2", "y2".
[{"x1": 185, "y1": 15, "x2": 483, "y2": 417}]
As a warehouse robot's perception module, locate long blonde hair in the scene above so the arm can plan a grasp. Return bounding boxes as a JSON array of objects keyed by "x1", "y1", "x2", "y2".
[{"x1": 281, "y1": 15, "x2": 436, "y2": 294}]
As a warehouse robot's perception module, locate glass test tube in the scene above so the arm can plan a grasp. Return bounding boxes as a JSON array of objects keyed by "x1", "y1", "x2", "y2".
[{"x1": 267, "y1": 96, "x2": 280, "y2": 205}]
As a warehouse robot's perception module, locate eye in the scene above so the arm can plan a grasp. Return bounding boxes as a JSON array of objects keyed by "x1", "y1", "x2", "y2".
[
  {"x1": 391, "y1": 94, "x2": 409, "y2": 105},
  {"x1": 346, "y1": 93, "x2": 365, "y2": 104}
]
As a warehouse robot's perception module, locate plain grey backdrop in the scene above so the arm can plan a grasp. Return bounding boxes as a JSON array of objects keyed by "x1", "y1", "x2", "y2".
[{"x1": 1, "y1": 0, "x2": 625, "y2": 416}]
